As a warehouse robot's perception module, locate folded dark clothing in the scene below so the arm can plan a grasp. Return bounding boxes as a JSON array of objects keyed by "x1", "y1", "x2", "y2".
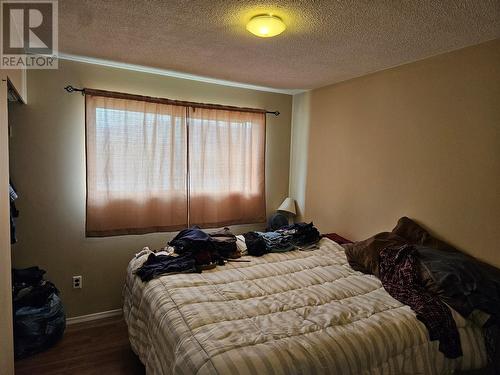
[
  {"x1": 14, "y1": 282, "x2": 58, "y2": 310},
  {"x1": 244, "y1": 232, "x2": 268, "y2": 256},
  {"x1": 278, "y1": 222, "x2": 320, "y2": 247},
  {"x1": 169, "y1": 226, "x2": 213, "y2": 255},
  {"x1": 210, "y1": 227, "x2": 239, "y2": 258},
  {"x1": 294, "y1": 234, "x2": 320, "y2": 247},
  {"x1": 12, "y1": 267, "x2": 46, "y2": 286},
  {"x1": 257, "y1": 231, "x2": 294, "y2": 252},
  {"x1": 380, "y1": 244, "x2": 462, "y2": 359},
  {"x1": 136, "y1": 253, "x2": 198, "y2": 282}
]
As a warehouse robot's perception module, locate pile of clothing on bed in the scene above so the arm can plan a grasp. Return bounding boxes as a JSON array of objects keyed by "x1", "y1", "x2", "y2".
[
  {"x1": 344, "y1": 216, "x2": 500, "y2": 370},
  {"x1": 244, "y1": 222, "x2": 321, "y2": 256},
  {"x1": 135, "y1": 222, "x2": 320, "y2": 282}
]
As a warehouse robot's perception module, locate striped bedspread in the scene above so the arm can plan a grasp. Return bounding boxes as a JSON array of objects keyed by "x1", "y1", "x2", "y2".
[{"x1": 123, "y1": 238, "x2": 486, "y2": 374}]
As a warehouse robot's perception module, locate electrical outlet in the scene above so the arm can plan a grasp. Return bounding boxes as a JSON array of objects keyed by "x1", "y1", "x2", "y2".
[{"x1": 72, "y1": 275, "x2": 82, "y2": 289}]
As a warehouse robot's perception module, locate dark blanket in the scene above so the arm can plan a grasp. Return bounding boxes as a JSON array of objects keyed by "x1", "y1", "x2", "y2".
[
  {"x1": 379, "y1": 244, "x2": 463, "y2": 359},
  {"x1": 416, "y1": 246, "x2": 500, "y2": 321}
]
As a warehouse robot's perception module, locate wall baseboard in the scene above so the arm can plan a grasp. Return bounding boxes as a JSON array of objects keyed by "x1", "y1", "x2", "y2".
[{"x1": 66, "y1": 309, "x2": 122, "y2": 325}]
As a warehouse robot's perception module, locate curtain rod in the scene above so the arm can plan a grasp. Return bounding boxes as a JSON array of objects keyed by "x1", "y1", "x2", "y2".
[{"x1": 64, "y1": 85, "x2": 280, "y2": 116}]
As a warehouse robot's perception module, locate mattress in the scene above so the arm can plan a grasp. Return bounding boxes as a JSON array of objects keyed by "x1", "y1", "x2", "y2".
[{"x1": 123, "y1": 238, "x2": 487, "y2": 375}]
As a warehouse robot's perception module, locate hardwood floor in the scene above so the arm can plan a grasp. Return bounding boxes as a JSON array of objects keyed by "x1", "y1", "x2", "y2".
[
  {"x1": 14, "y1": 315, "x2": 496, "y2": 375},
  {"x1": 15, "y1": 316, "x2": 145, "y2": 375}
]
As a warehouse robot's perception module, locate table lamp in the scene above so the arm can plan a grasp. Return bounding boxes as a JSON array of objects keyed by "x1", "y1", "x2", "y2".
[{"x1": 268, "y1": 197, "x2": 296, "y2": 230}]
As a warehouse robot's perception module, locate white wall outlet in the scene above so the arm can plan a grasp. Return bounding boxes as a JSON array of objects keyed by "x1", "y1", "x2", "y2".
[{"x1": 72, "y1": 275, "x2": 82, "y2": 289}]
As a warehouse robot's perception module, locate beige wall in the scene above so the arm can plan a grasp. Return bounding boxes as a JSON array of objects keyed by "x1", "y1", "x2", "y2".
[
  {"x1": 289, "y1": 91, "x2": 311, "y2": 219},
  {"x1": 293, "y1": 39, "x2": 500, "y2": 267},
  {"x1": 9, "y1": 60, "x2": 292, "y2": 317}
]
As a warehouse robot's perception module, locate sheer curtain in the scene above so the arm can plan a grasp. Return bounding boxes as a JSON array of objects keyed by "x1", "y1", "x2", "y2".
[
  {"x1": 85, "y1": 93, "x2": 266, "y2": 236},
  {"x1": 86, "y1": 95, "x2": 188, "y2": 236},
  {"x1": 188, "y1": 107, "x2": 266, "y2": 227}
]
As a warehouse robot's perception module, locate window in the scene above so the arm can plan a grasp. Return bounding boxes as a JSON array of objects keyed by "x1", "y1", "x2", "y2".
[
  {"x1": 187, "y1": 107, "x2": 266, "y2": 227},
  {"x1": 85, "y1": 94, "x2": 265, "y2": 236}
]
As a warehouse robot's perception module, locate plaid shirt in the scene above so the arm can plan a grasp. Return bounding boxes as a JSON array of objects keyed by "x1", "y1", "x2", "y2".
[{"x1": 379, "y1": 244, "x2": 463, "y2": 358}]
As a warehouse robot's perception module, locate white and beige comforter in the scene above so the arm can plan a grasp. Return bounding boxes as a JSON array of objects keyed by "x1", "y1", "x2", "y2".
[{"x1": 123, "y1": 238, "x2": 486, "y2": 375}]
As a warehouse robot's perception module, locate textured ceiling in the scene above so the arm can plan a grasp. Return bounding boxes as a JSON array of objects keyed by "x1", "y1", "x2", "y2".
[{"x1": 59, "y1": 0, "x2": 500, "y2": 90}]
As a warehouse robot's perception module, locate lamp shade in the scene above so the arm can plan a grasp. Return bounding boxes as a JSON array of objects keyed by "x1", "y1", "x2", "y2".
[{"x1": 277, "y1": 197, "x2": 296, "y2": 215}]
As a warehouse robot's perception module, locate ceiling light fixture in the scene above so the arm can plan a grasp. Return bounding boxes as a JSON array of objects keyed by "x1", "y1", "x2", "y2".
[{"x1": 246, "y1": 14, "x2": 286, "y2": 38}]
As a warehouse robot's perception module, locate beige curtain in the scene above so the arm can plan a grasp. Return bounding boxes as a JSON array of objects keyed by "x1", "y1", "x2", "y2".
[
  {"x1": 86, "y1": 95, "x2": 188, "y2": 236},
  {"x1": 86, "y1": 94, "x2": 266, "y2": 236},
  {"x1": 188, "y1": 108, "x2": 266, "y2": 227}
]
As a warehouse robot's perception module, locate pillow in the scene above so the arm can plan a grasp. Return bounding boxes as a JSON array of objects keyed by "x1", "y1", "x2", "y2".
[
  {"x1": 344, "y1": 232, "x2": 407, "y2": 276},
  {"x1": 392, "y1": 216, "x2": 456, "y2": 252}
]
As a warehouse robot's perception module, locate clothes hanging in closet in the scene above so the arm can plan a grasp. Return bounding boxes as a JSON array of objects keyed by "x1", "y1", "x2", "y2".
[{"x1": 9, "y1": 181, "x2": 19, "y2": 244}]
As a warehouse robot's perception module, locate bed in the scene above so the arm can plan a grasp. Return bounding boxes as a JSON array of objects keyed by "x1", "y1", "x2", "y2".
[{"x1": 123, "y1": 238, "x2": 487, "y2": 374}]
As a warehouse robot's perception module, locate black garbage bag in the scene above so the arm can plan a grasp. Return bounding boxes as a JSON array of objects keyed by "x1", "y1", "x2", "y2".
[{"x1": 14, "y1": 292, "x2": 66, "y2": 359}]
